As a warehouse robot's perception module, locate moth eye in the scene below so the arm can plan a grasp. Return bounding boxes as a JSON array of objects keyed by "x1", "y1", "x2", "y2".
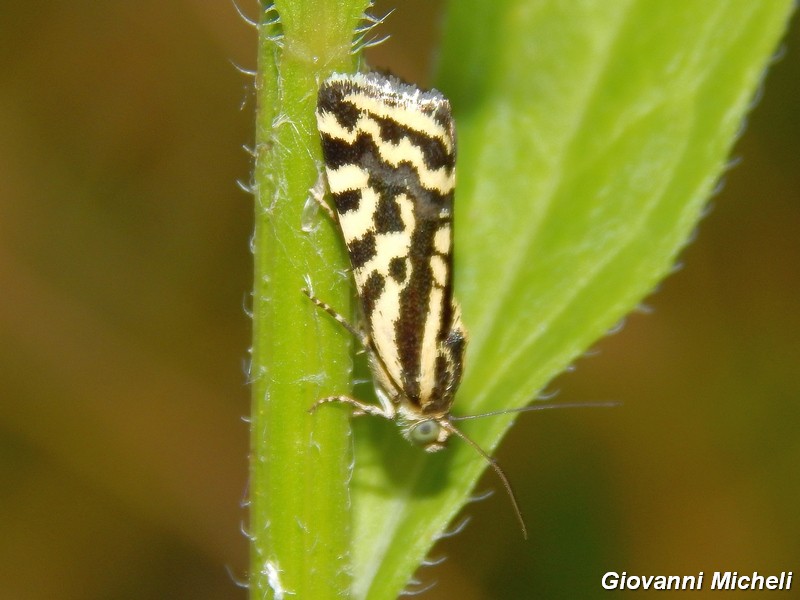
[{"x1": 410, "y1": 420, "x2": 441, "y2": 445}]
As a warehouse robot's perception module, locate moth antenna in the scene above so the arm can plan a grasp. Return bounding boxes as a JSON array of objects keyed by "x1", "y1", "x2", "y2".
[
  {"x1": 440, "y1": 421, "x2": 528, "y2": 539},
  {"x1": 450, "y1": 400, "x2": 619, "y2": 422}
]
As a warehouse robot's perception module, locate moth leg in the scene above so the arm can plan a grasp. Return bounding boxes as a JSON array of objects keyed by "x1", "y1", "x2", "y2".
[
  {"x1": 309, "y1": 171, "x2": 337, "y2": 221},
  {"x1": 309, "y1": 395, "x2": 392, "y2": 419},
  {"x1": 302, "y1": 288, "x2": 369, "y2": 349}
]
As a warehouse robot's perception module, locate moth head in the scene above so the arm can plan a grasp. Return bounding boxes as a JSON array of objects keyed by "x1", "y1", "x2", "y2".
[{"x1": 407, "y1": 418, "x2": 450, "y2": 452}]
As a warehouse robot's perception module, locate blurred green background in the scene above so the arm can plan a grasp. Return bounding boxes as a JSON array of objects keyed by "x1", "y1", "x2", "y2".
[{"x1": 1, "y1": 2, "x2": 797, "y2": 599}]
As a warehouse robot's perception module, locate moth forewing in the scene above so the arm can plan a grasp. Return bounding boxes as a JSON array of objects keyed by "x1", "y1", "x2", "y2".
[
  {"x1": 311, "y1": 71, "x2": 528, "y2": 536},
  {"x1": 315, "y1": 72, "x2": 461, "y2": 422}
]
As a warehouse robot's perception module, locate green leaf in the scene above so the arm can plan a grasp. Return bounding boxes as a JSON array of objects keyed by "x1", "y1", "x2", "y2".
[{"x1": 346, "y1": 1, "x2": 794, "y2": 598}]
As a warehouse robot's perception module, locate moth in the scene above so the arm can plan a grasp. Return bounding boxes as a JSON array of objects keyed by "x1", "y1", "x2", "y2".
[{"x1": 309, "y1": 71, "x2": 526, "y2": 533}]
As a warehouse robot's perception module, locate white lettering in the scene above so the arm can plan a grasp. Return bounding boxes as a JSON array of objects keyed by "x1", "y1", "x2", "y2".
[
  {"x1": 751, "y1": 572, "x2": 766, "y2": 589},
  {"x1": 657, "y1": 576, "x2": 675, "y2": 590},
  {"x1": 604, "y1": 572, "x2": 706, "y2": 591},
  {"x1": 712, "y1": 572, "x2": 732, "y2": 589},
  {"x1": 601, "y1": 572, "x2": 619, "y2": 590},
  {"x1": 601, "y1": 570, "x2": 788, "y2": 592},
  {"x1": 681, "y1": 571, "x2": 703, "y2": 590}
]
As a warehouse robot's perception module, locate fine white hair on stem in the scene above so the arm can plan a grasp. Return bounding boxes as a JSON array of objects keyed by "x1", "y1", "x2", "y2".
[
  {"x1": 226, "y1": 564, "x2": 250, "y2": 589},
  {"x1": 230, "y1": 60, "x2": 257, "y2": 78},
  {"x1": 231, "y1": 0, "x2": 257, "y2": 28},
  {"x1": 436, "y1": 515, "x2": 471, "y2": 540},
  {"x1": 399, "y1": 579, "x2": 437, "y2": 596},
  {"x1": 352, "y1": 6, "x2": 394, "y2": 54},
  {"x1": 420, "y1": 554, "x2": 447, "y2": 567}
]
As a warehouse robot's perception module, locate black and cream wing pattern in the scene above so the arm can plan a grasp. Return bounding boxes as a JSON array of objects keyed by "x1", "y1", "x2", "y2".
[{"x1": 315, "y1": 72, "x2": 467, "y2": 416}]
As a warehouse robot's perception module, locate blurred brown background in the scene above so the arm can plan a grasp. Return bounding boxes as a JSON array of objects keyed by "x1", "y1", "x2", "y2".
[{"x1": 1, "y1": 2, "x2": 797, "y2": 599}]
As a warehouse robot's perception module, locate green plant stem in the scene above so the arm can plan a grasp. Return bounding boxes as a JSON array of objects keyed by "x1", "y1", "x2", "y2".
[{"x1": 249, "y1": 2, "x2": 368, "y2": 598}]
